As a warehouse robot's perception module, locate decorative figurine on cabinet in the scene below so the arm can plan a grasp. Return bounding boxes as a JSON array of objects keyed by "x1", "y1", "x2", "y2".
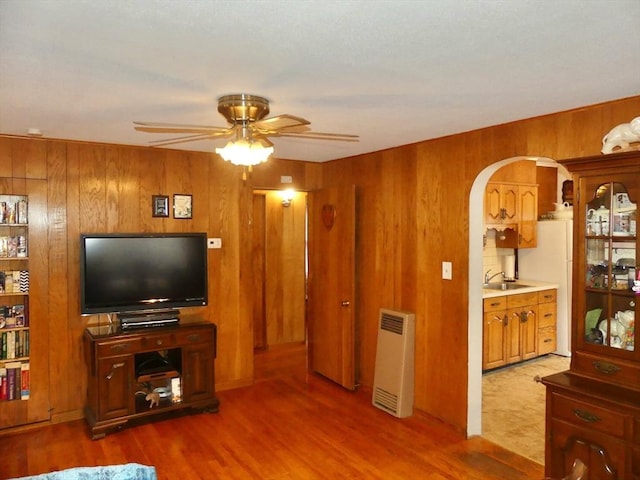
[{"x1": 601, "y1": 116, "x2": 640, "y2": 154}]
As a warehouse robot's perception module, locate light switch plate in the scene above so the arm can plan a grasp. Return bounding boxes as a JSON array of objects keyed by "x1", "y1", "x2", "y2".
[
  {"x1": 442, "y1": 261, "x2": 452, "y2": 280},
  {"x1": 207, "y1": 238, "x2": 222, "y2": 249}
]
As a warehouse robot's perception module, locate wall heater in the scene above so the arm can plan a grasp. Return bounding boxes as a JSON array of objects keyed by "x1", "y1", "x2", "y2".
[{"x1": 372, "y1": 308, "x2": 415, "y2": 418}]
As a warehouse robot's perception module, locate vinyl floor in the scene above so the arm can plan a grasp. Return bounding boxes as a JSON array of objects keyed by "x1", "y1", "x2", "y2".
[{"x1": 482, "y1": 354, "x2": 571, "y2": 465}]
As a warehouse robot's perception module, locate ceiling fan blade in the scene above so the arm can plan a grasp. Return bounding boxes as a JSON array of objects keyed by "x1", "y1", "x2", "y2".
[
  {"x1": 133, "y1": 121, "x2": 230, "y2": 133},
  {"x1": 253, "y1": 114, "x2": 310, "y2": 132},
  {"x1": 148, "y1": 132, "x2": 231, "y2": 147},
  {"x1": 277, "y1": 131, "x2": 359, "y2": 142}
]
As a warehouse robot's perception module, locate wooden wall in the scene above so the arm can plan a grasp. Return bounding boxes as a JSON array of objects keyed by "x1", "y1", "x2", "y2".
[
  {"x1": 319, "y1": 96, "x2": 640, "y2": 431},
  {"x1": 0, "y1": 96, "x2": 638, "y2": 434},
  {"x1": 0, "y1": 140, "x2": 319, "y2": 428}
]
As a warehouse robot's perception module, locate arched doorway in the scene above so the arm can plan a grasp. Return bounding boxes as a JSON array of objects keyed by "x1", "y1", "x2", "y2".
[{"x1": 467, "y1": 155, "x2": 569, "y2": 436}]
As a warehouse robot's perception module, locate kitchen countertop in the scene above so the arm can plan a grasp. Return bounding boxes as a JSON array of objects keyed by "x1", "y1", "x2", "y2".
[{"x1": 482, "y1": 279, "x2": 559, "y2": 298}]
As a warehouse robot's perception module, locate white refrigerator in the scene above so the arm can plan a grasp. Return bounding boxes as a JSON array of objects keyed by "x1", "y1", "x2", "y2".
[{"x1": 518, "y1": 219, "x2": 573, "y2": 356}]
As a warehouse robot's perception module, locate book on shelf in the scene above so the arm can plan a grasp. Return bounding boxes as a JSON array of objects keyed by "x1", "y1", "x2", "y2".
[
  {"x1": 21, "y1": 362, "x2": 29, "y2": 400},
  {"x1": 5, "y1": 361, "x2": 21, "y2": 400},
  {"x1": 0, "y1": 361, "x2": 28, "y2": 401},
  {"x1": 0, "y1": 367, "x2": 6, "y2": 400}
]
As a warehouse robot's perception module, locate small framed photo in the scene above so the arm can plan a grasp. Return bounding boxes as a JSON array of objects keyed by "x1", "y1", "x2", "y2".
[
  {"x1": 173, "y1": 194, "x2": 192, "y2": 219},
  {"x1": 152, "y1": 195, "x2": 169, "y2": 217}
]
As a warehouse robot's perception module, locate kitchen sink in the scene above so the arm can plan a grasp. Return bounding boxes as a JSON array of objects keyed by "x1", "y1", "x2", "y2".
[{"x1": 482, "y1": 282, "x2": 533, "y2": 291}]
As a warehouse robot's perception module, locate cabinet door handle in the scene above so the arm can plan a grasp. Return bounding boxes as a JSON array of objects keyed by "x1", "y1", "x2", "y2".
[
  {"x1": 106, "y1": 362, "x2": 125, "y2": 380},
  {"x1": 544, "y1": 313, "x2": 553, "y2": 318},
  {"x1": 187, "y1": 334, "x2": 201, "y2": 343},
  {"x1": 572, "y1": 408, "x2": 601, "y2": 424},
  {"x1": 503, "y1": 314, "x2": 509, "y2": 327},
  {"x1": 592, "y1": 361, "x2": 621, "y2": 375}
]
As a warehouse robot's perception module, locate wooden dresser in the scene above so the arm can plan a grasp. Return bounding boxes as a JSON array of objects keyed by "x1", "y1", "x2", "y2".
[
  {"x1": 541, "y1": 151, "x2": 639, "y2": 479},
  {"x1": 84, "y1": 319, "x2": 219, "y2": 439}
]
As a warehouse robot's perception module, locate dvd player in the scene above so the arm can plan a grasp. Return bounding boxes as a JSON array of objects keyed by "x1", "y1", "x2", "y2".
[{"x1": 119, "y1": 310, "x2": 180, "y2": 330}]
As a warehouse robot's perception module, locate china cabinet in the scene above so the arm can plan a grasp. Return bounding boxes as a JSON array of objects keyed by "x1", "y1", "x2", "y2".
[{"x1": 542, "y1": 150, "x2": 640, "y2": 479}]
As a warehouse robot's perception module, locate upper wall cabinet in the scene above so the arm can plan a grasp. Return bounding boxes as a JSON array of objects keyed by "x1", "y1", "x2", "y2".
[
  {"x1": 485, "y1": 183, "x2": 518, "y2": 226},
  {"x1": 485, "y1": 182, "x2": 538, "y2": 249}
]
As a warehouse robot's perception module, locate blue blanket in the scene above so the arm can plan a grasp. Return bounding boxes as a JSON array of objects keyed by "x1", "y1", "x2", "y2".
[{"x1": 10, "y1": 463, "x2": 157, "y2": 480}]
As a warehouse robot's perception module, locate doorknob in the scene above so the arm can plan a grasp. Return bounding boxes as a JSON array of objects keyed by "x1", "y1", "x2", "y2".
[{"x1": 340, "y1": 301, "x2": 350, "y2": 307}]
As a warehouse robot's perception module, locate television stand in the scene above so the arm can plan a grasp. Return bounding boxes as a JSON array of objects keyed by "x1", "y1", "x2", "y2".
[{"x1": 83, "y1": 319, "x2": 218, "y2": 439}]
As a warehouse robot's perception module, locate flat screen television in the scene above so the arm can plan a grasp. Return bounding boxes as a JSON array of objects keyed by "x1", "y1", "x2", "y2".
[{"x1": 80, "y1": 233, "x2": 208, "y2": 315}]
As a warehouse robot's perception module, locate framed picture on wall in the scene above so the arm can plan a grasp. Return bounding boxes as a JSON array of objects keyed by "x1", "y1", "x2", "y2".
[
  {"x1": 173, "y1": 194, "x2": 192, "y2": 219},
  {"x1": 152, "y1": 195, "x2": 169, "y2": 217}
]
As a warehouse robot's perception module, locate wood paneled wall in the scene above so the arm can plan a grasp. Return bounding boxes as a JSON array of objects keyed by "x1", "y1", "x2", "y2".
[
  {"x1": 319, "y1": 96, "x2": 640, "y2": 431},
  {"x1": 0, "y1": 138, "x2": 319, "y2": 428},
  {"x1": 0, "y1": 96, "x2": 638, "y2": 434}
]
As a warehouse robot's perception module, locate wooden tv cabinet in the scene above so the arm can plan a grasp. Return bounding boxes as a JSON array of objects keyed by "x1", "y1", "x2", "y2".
[{"x1": 83, "y1": 319, "x2": 219, "y2": 439}]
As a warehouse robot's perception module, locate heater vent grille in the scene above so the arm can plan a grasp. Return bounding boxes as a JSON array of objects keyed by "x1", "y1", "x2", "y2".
[
  {"x1": 380, "y1": 313, "x2": 404, "y2": 335},
  {"x1": 373, "y1": 387, "x2": 398, "y2": 413},
  {"x1": 372, "y1": 308, "x2": 415, "y2": 418}
]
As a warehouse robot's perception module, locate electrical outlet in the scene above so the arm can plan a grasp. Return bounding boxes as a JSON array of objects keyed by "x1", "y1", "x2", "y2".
[
  {"x1": 207, "y1": 238, "x2": 222, "y2": 249},
  {"x1": 442, "y1": 261, "x2": 452, "y2": 280}
]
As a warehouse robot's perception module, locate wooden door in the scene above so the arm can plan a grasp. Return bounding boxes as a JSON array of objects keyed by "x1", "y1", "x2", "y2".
[
  {"x1": 482, "y1": 310, "x2": 507, "y2": 370},
  {"x1": 97, "y1": 355, "x2": 134, "y2": 420},
  {"x1": 485, "y1": 183, "x2": 503, "y2": 223},
  {"x1": 501, "y1": 185, "x2": 518, "y2": 223},
  {"x1": 518, "y1": 185, "x2": 538, "y2": 248},
  {"x1": 505, "y1": 308, "x2": 523, "y2": 364},
  {"x1": 520, "y1": 305, "x2": 538, "y2": 360},
  {"x1": 307, "y1": 186, "x2": 356, "y2": 390}
]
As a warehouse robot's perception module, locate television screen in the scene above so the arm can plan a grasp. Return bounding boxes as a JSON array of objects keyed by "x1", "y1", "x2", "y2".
[{"x1": 80, "y1": 233, "x2": 208, "y2": 315}]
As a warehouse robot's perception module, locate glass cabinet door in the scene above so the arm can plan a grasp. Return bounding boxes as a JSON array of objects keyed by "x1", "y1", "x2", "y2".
[{"x1": 582, "y1": 178, "x2": 637, "y2": 354}]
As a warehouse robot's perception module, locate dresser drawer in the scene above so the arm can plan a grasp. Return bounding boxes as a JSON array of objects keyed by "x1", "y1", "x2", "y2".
[
  {"x1": 538, "y1": 302, "x2": 556, "y2": 328},
  {"x1": 140, "y1": 333, "x2": 176, "y2": 350},
  {"x1": 483, "y1": 296, "x2": 507, "y2": 312},
  {"x1": 538, "y1": 326, "x2": 556, "y2": 355},
  {"x1": 507, "y1": 292, "x2": 538, "y2": 308},
  {"x1": 551, "y1": 392, "x2": 629, "y2": 439},
  {"x1": 175, "y1": 328, "x2": 213, "y2": 346},
  {"x1": 538, "y1": 289, "x2": 557, "y2": 304},
  {"x1": 97, "y1": 338, "x2": 142, "y2": 357},
  {"x1": 573, "y1": 351, "x2": 640, "y2": 387}
]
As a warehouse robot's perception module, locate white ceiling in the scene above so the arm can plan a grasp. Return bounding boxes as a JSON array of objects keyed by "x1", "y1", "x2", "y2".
[{"x1": 1, "y1": 0, "x2": 639, "y2": 162}]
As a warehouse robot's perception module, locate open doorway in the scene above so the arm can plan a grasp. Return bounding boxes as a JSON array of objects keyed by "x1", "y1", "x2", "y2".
[
  {"x1": 468, "y1": 156, "x2": 571, "y2": 459},
  {"x1": 252, "y1": 190, "x2": 308, "y2": 356}
]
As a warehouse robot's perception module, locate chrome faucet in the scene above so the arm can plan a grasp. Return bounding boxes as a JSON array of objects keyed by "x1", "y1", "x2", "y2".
[{"x1": 484, "y1": 269, "x2": 505, "y2": 284}]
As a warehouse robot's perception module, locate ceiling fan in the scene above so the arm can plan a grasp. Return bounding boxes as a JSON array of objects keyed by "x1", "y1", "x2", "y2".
[{"x1": 134, "y1": 94, "x2": 359, "y2": 170}]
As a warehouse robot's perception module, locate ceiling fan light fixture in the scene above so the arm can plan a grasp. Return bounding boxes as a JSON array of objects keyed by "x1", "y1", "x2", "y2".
[{"x1": 215, "y1": 138, "x2": 274, "y2": 167}]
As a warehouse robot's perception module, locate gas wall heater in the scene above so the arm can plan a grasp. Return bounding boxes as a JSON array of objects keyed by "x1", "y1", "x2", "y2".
[{"x1": 372, "y1": 308, "x2": 415, "y2": 418}]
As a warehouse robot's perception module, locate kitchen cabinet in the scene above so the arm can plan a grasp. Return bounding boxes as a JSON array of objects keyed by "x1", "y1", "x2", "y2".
[
  {"x1": 517, "y1": 184, "x2": 538, "y2": 249},
  {"x1": 538, "y1": 289, "x2": 558, "y2": 355},
  {"x1": 485, "y1": 183, "x2": 518, "y2": 225},
  {"x1": 542, "y1": 150, "x2": 640, "y2": 479},
  {"x1": 482, "y1": 288, "x2": 555, "y2": 371},
  {"x1": 485, "y1": 182, "x2": 538, "y2": 249},
  {"x1": 483, "y1": 296, "x2": 508, "y2": 370}
]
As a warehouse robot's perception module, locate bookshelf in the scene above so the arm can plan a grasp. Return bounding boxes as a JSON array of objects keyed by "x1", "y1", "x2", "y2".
[{"x1": 0, "y1": 194, "x2": 30, "y2": 402}]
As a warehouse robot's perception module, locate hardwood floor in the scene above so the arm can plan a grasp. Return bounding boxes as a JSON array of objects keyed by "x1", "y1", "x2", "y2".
[{"x1": 1, "y1": 343, "x2": 544, "y2": 479}]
